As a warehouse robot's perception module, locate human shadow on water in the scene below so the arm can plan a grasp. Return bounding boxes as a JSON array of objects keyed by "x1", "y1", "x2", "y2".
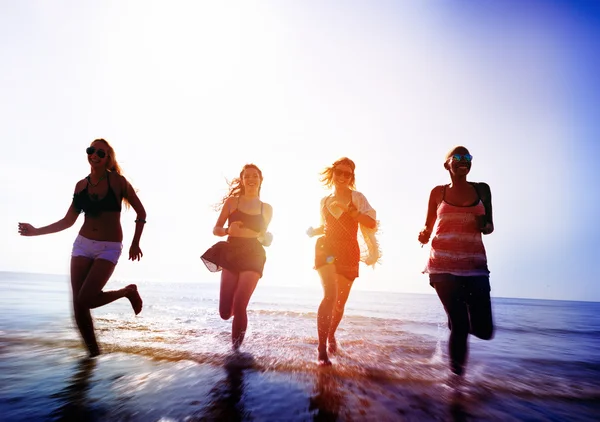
[
  {"x1": 49, "y1": 357, "x2": 100, "y2": 422},
  {"x1": 449, "y1": 389, "x2": 469, "y2": 422},
  {"x1": 309, "y1": 369, "x2": 345, "y2": 421},
  {"x1": 197, "y1": 351, "x2": 256, "y2": 422}
]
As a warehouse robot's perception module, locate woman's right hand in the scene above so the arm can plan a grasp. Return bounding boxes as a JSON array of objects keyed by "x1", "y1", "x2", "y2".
[
  {"x1": 418, "y1": 229, "x2": 431, "y2": 245},
  {"x1": 227, "y1": 221, "x2": 244, "y2": 237},
  {"x1": 18, "y1": 223, "x2": 37, "y2": 236},
  {"x1": 306, "y1": 226, "x2": 316, "y2": 237}
]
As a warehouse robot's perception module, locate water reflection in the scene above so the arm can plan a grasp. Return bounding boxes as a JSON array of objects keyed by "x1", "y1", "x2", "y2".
[
  {"x1": 199, "y1": 352, "x2": 255, "y2": 421},
  {"x1": 309, "y1": 370, "x2": 345, "y2": 421},
  {"x1": 50, "y1": 357, "x2": 97, "y2": 421}
]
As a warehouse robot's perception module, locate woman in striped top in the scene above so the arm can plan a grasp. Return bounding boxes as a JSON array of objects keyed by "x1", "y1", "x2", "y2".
[{"x1": 419, "y1": 146, "x2": 495, "y2": 379}]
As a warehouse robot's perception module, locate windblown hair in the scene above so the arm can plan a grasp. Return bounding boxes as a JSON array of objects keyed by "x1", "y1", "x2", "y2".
[
  {"x1": 91, "y1": 138, "x2": 131, "y2": 208},
  {"x1": 320, "y1": 157, "x2": 356, "y2": 190},
  {"x1": 216, "y1": 164, "x2": 263, "y2": 210}
]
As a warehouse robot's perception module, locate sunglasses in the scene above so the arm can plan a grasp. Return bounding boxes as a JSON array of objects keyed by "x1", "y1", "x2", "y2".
[
  {"x1": 451, "y1": 154, "x2": 473, "y2": 162},
  {"x1": 86, "y1": 146, "x2": 106, "y2": 159},
  {"x1": 334, "y1": 169, "x2": 354, "y2": 178}
]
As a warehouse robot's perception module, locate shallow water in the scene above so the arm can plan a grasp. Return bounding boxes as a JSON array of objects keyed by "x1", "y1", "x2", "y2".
[{"x1": 1, "y1": 271, "x2": 599, "y2": 421}]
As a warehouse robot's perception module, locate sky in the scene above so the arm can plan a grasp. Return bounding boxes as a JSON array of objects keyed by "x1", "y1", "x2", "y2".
[{"x1": 1, "y1": 0, "x2": 599, "y2": 302}]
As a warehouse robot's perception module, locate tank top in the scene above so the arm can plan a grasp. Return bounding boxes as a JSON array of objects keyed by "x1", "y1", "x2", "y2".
[
  {"x1": 72, "y1": 172, "x2": 122, "y2": 217},
  {"x1": 228, "y1": 197, "x2": 265, "y2": 233},
  {"x1": 424, "y1": 185, "x2": 489, "y2": 276}
]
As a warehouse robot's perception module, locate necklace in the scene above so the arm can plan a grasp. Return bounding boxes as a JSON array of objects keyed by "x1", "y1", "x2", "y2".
[{"x1": 87, "y1": 173, "x2": 106, "y2": 188}]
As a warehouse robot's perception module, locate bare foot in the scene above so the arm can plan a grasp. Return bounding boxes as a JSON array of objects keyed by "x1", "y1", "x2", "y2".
[
  {"x1": 125, "y1": 284, "x2": 143, "y2": 315},
  {"x1": 317, "y1": 347, "x2": 332, "y2": 366},
  {"x1": 327, "y1": 337, "x2": 338, "y2": 355}
]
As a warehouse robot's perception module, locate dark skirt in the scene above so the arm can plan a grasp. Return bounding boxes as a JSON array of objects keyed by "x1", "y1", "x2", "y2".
[
  {"x1": 314, "y1": 235, "x2": 360, "y2": 281},
  {"x1": 201, "y1": 237, "x2": 266, "y2": 278}
]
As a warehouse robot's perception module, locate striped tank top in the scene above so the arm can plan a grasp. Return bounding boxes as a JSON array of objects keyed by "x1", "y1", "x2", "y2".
[{"x1": 424, "y1": 189, "x2": 489, "y2": 276}]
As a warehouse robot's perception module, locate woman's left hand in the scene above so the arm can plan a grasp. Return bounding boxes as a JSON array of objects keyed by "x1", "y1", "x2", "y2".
[
  {"x1": 259, "y1": 231, "x2": 273, "y2": 246},
  {"x1": 347, "y1": 203, "x2": 360, "y2": 219},
  {"x1": 481, "y1": 223, "x2": 493, "y2": 235},
  {"x1": 129, "y1": 243, "x2": 143, "y2": 261}
]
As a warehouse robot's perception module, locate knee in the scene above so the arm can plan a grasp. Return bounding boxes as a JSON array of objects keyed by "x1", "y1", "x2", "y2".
[
  {"x1": 321, "y1": 294, "x2": 336, "y2": 307},
  {"x1": 75, "y1": 293, "x2": 92, "y2": 310},
  {"x1": 334, "y1": 301, "x2": 346, "y2": 313},
  {"x1": 473, "y1": 325, "x2": 494, "y2": 340},
  {"x1": 219, "y1": 309, "x2": 232, "y2": 320}
]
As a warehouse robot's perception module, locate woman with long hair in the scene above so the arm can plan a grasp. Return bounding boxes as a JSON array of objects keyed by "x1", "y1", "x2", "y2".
[
  {"x1": 307, "y1": 157, "x2": 380, "y2": 365},
  {"x1": 201, "y1": 164, "x2": 273, "y2": 350},
  {"x1": 419, "y1": 145, "x2": 495, "y2": 380},
  {"x1": 18, "y1": 138, "x2": 146, "y2": 357}
]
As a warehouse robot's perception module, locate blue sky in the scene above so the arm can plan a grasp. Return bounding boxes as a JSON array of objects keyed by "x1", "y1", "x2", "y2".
[{"x1": 1, "y1": 1, "x2": 598, "y2": 301}]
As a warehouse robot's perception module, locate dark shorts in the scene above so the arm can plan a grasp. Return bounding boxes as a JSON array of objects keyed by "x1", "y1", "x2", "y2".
[
  {"x1": 201, "y1": 237, "x2": 266, "y2": 278},
  {"x1": 314, "y1": 236, "x2": 360, "y2": 281},
  {"x1": 429, "y1": 273, "x2": 494, "y2": 341}
]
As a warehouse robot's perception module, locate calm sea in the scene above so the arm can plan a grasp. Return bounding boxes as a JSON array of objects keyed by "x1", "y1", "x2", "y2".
[{"x1": 1, "y1": 271, "x2": 599, "y2": 421}]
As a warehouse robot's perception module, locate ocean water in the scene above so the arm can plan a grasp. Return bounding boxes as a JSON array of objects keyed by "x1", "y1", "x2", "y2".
[{"x1": 1, "y1": 271, "x2": 599, "y2": 421}]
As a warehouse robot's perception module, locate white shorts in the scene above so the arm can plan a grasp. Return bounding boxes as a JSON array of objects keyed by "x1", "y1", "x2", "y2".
[{"x1": 71, "y1": 235, "x2": 123, "y2": 265}]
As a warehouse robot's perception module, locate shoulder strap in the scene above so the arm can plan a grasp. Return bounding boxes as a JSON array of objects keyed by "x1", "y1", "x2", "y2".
[
  {"x1": 442, "y1": 184, "x2": 447, "y2": 200},
  {"x1": 470, "y1": 182, "x2": 487, "y2": 202},
  {"x1": 469, "y1": 182, "x2": 479, "y2": 200}
]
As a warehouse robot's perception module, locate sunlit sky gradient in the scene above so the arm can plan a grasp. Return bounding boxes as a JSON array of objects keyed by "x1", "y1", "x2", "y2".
[{"x1": 1, "y1": 1, "x2": 599, "y2": 301}]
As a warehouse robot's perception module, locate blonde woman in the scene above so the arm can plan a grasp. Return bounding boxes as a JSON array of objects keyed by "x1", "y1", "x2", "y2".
[
  {"x1": 307, "y1": 157, "x2": 380, "y2": 365},
  {"x1": 18, "y1": 138, "x2": 146, "y2": 357}
]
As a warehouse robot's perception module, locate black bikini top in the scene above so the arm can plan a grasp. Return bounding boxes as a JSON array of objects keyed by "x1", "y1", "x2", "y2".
[
  {"x1": 228, "y1": 197, "x2": 265, "y2": 233},
  {"x1": 73, "y1": 172, "x2": 122, "y2": 216}
]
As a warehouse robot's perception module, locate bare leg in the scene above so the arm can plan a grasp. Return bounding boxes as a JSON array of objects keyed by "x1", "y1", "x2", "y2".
[
  {"x1": 465, "y1": 277, "x2": 494, "y2": 340},
  {"x1": 219, "y1": 269, "x2": 239, "y2": 320},
  {"x1": 327, "y1": 275, "x2": 354, "y2": 354},
  {"x1": 433, "y1": 279, "x2": 470, "y2": 376},
  {"x1": 230, "y1": 271, "x2": 260, "y2": 350},
  {"x1": 71, "y1": 258, "x2": 118, "y2": 357},
  {"x1": 71, "y1": 257, "x2": 97, "y2": 356},
  {"x1": 317, "y1": 265, "x2": 337, "y2": 365}
]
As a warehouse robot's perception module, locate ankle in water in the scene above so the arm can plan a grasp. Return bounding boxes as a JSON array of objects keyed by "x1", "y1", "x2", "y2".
[
  {"x1": 317, "y1": 347, "x2": 331, "y2": 366},
  {"x1": 327, "y1": 338, "x2": 338, "y2": 354}
]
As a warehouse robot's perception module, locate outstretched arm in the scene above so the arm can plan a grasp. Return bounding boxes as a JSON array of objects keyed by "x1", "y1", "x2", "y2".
[{"x1": 18, "y1": 183, "x2": 82, "y2": 236}]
